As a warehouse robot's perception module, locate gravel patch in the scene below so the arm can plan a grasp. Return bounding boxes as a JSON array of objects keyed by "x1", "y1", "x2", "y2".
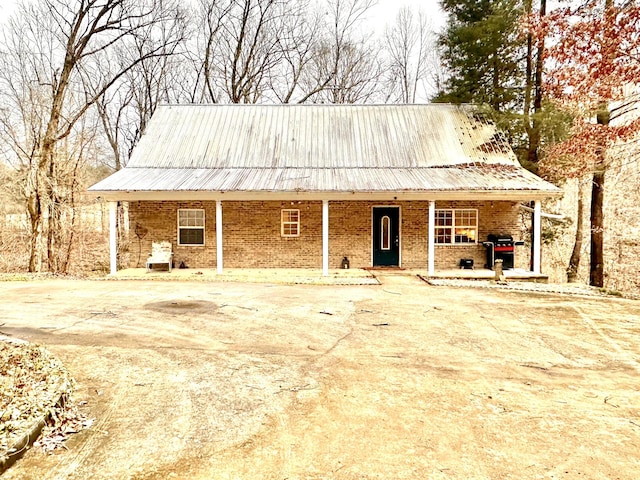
[{"x1": 422, "y1": 277, "x2": 637, "y2": 299}]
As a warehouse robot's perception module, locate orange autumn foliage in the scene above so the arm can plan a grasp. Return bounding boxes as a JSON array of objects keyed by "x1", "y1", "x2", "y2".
[{"x1": 526, "y1": 1, "x2": 640, "y2": 178}]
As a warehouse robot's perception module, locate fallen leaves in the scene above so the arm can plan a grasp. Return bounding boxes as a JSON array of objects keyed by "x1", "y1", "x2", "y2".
[
  {"x1": 0, "y1": 338, "x2": 90, "y2": 457},
  {"x1": 35, "y1": 403, "x2": 94, "y2": 453}
]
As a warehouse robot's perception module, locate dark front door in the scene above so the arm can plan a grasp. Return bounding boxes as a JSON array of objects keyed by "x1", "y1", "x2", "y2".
[{"x1": 373, "y1": 207, "x2": 400, "y2": 267}]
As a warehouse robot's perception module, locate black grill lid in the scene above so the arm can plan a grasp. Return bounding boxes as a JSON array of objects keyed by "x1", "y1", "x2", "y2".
[{"x1": 488, "y1": 234, "x2": 514, "y2": 243}]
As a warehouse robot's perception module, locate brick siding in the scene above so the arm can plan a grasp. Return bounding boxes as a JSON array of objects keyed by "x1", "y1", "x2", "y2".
[
  {"x1": 128, "y1": 200, "x2": 525, "y2": 270},
  {"x1": 128, "y1": 201, "x2": 217, "y2": 269}
]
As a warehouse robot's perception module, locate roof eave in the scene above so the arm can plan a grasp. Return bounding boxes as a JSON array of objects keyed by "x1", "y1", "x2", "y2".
[{"x1": 89, "y1": 188, "x2": 561, "y2": 202}]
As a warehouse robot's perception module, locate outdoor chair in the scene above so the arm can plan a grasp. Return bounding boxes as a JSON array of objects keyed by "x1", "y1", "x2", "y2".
[{"x1": 146, "y1": 241, "x2": 173, "y2": 272}]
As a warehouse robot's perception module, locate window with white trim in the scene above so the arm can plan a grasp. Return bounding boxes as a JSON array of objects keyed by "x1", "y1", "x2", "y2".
[
  {"x1": 281, "y1": 209, "x2": 300, "y2": 237},
  {"x1": 178, "y1": 209, "x2": 205, "y2": 246},
  {"x1": 434, "y1": 209, "x2": 477, "y2": 244}
]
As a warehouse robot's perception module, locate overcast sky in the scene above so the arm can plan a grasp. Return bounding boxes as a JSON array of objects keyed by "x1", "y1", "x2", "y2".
[
  {"x1": 0, "y1": 0, "x2": 445, "y2": 32},
  {"x1": 0, "y1": 0, "x2": 16, "y2": 20},
  {"x1": 369, "y1": 0, "x2": 445, "y2": 32}
]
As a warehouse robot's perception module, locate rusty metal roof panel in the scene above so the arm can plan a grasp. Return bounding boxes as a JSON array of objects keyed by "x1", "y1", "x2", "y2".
[
  {"x1": 89, "y1": 104, "x2": 560, "y2": 196},
  {"x1": 124, "y1": 104, "x2": 519, "y2": 170}
]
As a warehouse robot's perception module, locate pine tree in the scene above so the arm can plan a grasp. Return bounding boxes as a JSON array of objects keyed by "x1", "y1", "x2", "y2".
[{"x1": 435, "y1": 0, "x2": 524, "y2": 113}]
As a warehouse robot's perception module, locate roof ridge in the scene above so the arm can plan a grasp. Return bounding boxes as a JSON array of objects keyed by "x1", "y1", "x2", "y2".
[
  {"x1": 121, "y1": 165, "x2": 520, "y2": 170},
  {"x1": 156, "y1": 103, "x2": 463, "y2": 108}
]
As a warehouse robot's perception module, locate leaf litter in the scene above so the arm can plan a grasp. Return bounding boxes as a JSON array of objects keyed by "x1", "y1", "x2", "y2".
[{"x1": 0, "y1": 339, "x2": 92, "y2": 456}]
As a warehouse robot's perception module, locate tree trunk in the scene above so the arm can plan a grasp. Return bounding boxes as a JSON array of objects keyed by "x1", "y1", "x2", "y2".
[
  {"x1": 46, "y1": 160, "x2": 58, "y2": 272},
  {"x1": 587, "y1": 0, "x2": 614, "y2": 288},
  {"x1": 523, "y1": 0, "x2": 533, "y2": 163},
  {"x1": 27, "y1": 167, "x2": 47, "y2": 273},
  {"x1": 491, "y1": 54, "x2": 500, "y2": 111},
  {"x1": 590, "y1": 170, "x2": 605, "y2": 287},
  {"x1": 528, "y1": 0, "x2": 546, "y2": 168},
  {"x1": 589, "y1": 104, "x2": 610, "y2": 288},
  {"x1": 567, "y1": 178, "x2": 585, "y2": 282},
  {"x1": 27, "y1": 193, "x2": 43, "y2": 272}
]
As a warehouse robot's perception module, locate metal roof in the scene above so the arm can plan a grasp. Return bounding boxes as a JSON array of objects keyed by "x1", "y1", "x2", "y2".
[
  {"x1": 91, "y1": 166, "x2": 556, "y2": 193},
  {"x1": 90, "y1": 104, "x2": 559, "y2": 198}
]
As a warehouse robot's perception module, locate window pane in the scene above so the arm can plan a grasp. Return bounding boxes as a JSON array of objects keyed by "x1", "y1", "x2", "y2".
[
  {"x1": 434, "y1": 209, "x2": 477, "y2": 244},
  {"x1": 179, "y1": 210, "x2": 204, "y2": 227},
  {"x1": 179, "y1": 228, "x2": 204, "y2": 245},
  {"x1": 283, "y1": 223, "x2": 298, "y2": 236},
  {"x1": 434, "y1": 227, "x2": 451, "y2": 244},
  {"x1": 435, "y1": 210, "x2": 453, "y2": 226},
  {"x1": 455, "y1": 210, "x2": 477, "y2": 227},
  {"x1": 455, "y1": 228, "x2": 476, "y2": 243}
]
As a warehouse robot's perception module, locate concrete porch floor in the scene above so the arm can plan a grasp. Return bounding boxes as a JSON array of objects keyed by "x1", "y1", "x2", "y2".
[
  {"x1": 110, "y1": 267, "x2": 547, "y2": 285},
  {"x1": 111, "y1": 267, "x2": 380, "y2": 285}
]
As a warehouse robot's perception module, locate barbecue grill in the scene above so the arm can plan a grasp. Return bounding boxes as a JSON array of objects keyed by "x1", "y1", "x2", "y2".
[{"x1": 482, "y1": 234, "x2": 524, "y2": 270}]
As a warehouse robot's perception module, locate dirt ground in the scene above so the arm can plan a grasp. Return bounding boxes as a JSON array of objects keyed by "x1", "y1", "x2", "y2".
[{"x1": 0, "y1": 276, "x2": 639, "y2": 480}]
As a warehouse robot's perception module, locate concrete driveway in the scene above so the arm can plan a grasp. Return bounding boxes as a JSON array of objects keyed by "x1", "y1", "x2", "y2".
[{"x1": 0, "y1": 277, "x2": 639, "y2": 479}]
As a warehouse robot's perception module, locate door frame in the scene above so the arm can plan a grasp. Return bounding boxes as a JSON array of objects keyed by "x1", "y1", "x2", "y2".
[{"x1": 371, "y1": 205, "x2": 402, "y2": 267}]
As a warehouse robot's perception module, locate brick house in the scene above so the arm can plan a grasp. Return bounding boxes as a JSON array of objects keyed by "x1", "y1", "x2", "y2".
[{"x1": 89, "y1": 104, "x2": 560, "y2": 275}]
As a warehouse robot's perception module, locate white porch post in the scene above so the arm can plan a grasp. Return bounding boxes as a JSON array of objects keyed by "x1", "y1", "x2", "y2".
[
  {"x1": 533, "y1": 200, "x2": 542, "y2": 274},
  {"x1": 216, "y1": 200, "x2": 223, "y2": 274},
  {"x1": 109, "y1": 201, "x2": 117, "y2": 275},
  {"x1": 428, "y1": 200, "x2": 435, "y2": 276},
  {"x1": 322, "y1": 200, "x2": 329, "y2": 276}
]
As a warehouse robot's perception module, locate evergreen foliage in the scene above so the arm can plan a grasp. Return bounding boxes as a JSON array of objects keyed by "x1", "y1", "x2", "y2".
[{"x1": 435, "y1": 0, "x2": 524, "y2": 112}]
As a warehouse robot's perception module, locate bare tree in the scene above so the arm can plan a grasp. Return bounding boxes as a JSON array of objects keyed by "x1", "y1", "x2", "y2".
[
  {"x1": 301, "y1": 0, "x2": 382, "y2": 103},
  {"x1": 189, "y1": 0, "x2": 381, "y2": 104},
  {"x1": 383, "y1": 6, "x2": 436, "y2": 103},
  {"x1": 193, "y1": 0, "x2": 231, "y2": 103},
  {"x1": 193, "y1": 0, "x2": 288, "y2": 103},
  {"x1": 0, "y1": 0, "x2": 185, "y2": 272},
  {"x1": 267, "y1": 1, "x2": 332, "y2": 103},
  {"x1": 307, "y1": 39, "x2": 384, "y2": 104},
  {"x1": 93, "y1": 5, "x2": 188, "y2": 169}
]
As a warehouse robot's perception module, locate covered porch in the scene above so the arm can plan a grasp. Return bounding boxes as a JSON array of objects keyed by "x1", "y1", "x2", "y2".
[{"x1": 104, "y1": 194, "x2": 546, "y2": 278}]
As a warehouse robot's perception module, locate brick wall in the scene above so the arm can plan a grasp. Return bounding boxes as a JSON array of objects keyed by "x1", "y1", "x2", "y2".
[
  {"x1": 434, "y1": 200, "x2": 524, "y2": 270},
  {"x1": 129, "y1": 199, "x2": 523, "y2": 270},
  {"x1": 329, "y1": 201, "x2": 431, "y2": 269},
  {"x1": 128, "y1": 201, "x2": 217, "y2": 268},
  {"x1": 224, "y1": 201, "x2": 323, "y2": 268}
]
